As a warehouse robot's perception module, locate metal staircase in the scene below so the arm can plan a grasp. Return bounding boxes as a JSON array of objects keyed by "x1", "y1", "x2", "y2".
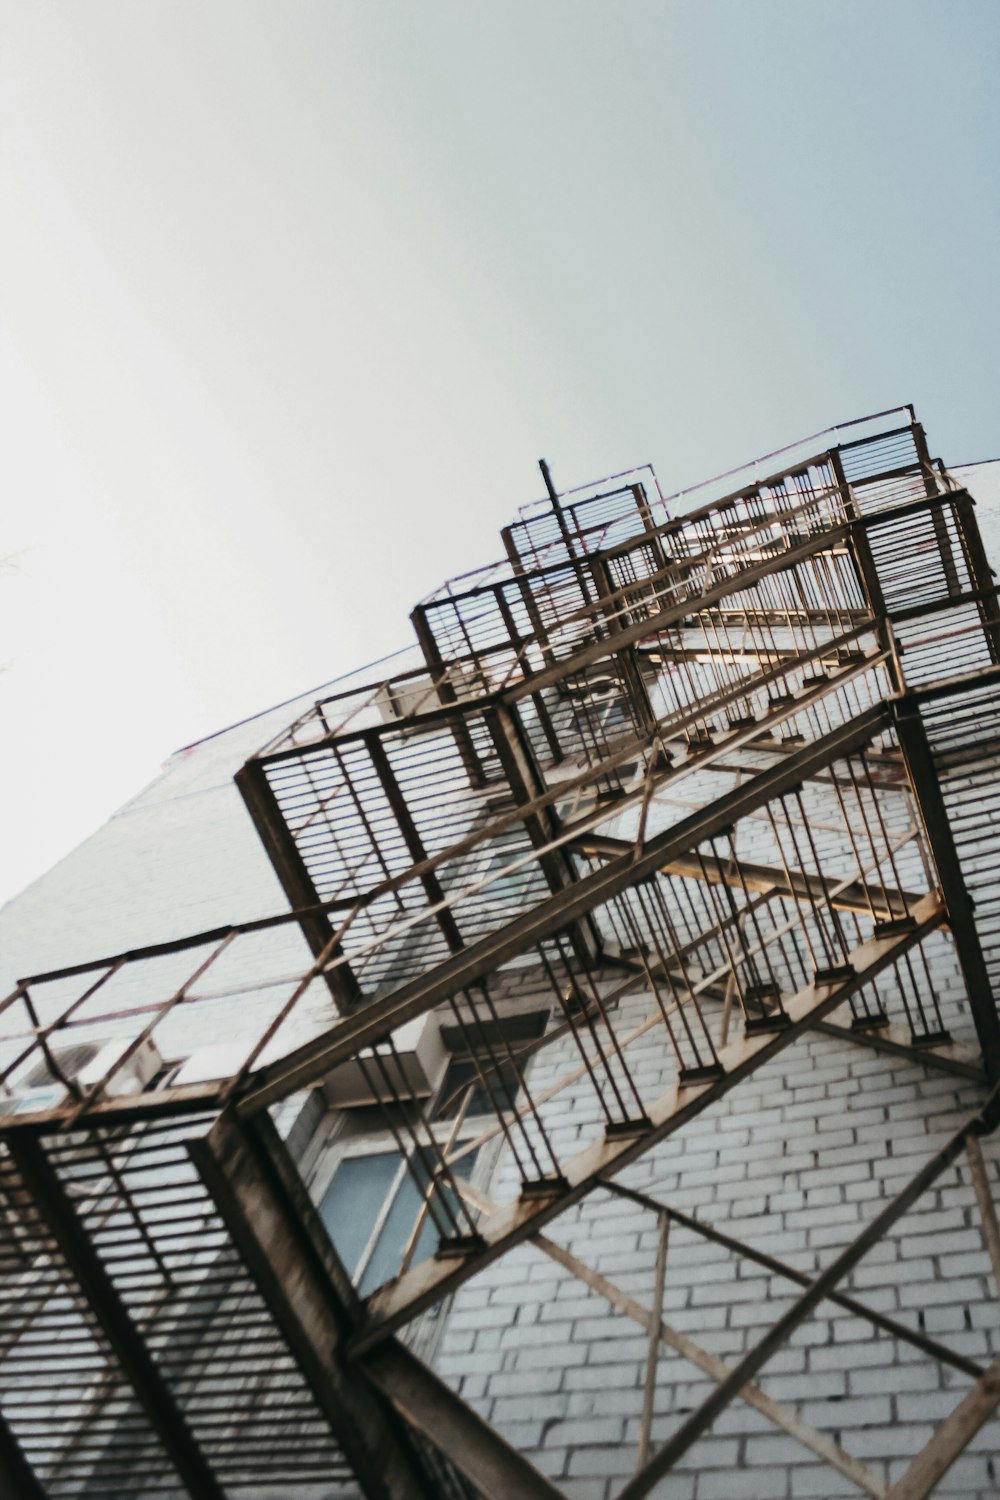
[{"x1": 1, "y1": 407, "x2": 999, "y2": 1500}]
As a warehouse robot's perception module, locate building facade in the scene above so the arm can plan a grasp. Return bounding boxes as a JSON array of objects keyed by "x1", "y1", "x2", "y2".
[{"x1": 1, "y1": 408, "x2": 999, "y2": 1500}]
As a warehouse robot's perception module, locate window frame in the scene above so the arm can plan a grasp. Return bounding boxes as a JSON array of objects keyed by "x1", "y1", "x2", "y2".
[
  {"x1": 304, "y1": 1011, "x2": 549, "y2": 1297},
  {"x1": 305, "y1": 1093, "x2": 495, "y2": 1298}
]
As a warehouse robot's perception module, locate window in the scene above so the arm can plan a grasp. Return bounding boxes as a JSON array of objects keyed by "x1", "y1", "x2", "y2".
[
  {"x1": 318, "y1": 1143, "x2": 479, "y2": 1298},
  {"x1": 476, "y1": 846, "x2": 530, "y2": 905},
  {"x1": 312, "y1": 1011, "x2": 548, "y2": 1295},
  {"x1": 433, "y1": 1009, "x2": 548, "y2": 1119},
  {"x1": 442, "y1": 828, "x2": 549, "y2": 917},
  {"x1": 432, "y1": 1054, "x2": 522, "y2": 1121}
]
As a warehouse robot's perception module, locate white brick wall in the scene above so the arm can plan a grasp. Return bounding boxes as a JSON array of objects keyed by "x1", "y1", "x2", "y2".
[{"x1": 434, "y1": 1011, "x2": 1000, "y2": 1499}]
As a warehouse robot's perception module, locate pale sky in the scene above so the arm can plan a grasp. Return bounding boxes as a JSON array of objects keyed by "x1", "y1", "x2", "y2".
[{"x1": 1, "y1": 0, "x2": 998, "y2": 907}]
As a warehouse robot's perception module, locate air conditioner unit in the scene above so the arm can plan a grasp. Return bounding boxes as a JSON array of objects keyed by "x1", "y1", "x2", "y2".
[
  {"x1": 170, "y1": 1041, "x2": 256, "y2": 1088},
  {"x1": 9, "y1": 1084, "x2": 68, "y2": 1116},
  {"x1": 374, "y1": 673, "x2": 442, "y2": 724},
  {"x1": 4, "y1": 1043, "x2": 98, "y2": 1115},
  {"x1": 78, "y1": 1036, "x2": 163, "y2": 1098},
  {"x1": 5, "y1": 1035, "x2": 162, "y2": 1113},
  {"x1": 169, "y1": 1030, "x2": 305, "y2": 1088},
  {"x1": 374, "y1": 665, "x2": 486, "y2": 726},
  {"x1": 323, "y1": 1014, "x2": 448, "y2": 1109}
]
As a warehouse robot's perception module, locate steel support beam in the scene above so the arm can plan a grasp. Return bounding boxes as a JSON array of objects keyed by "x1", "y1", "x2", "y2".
[
  {"x1": 911, "y1": 420, "x2": 963, "y2": 606},
  {"x1": 538, "y1": 456, "x2": 593, "y2": 596},
  {"x1": 485, "y1": 701, "x2": 580, "y2": 889},
  {"x1": 499, "y1": 527, "x2": 561, "y2": 661},
  {"x1": 586, "y1": 552, "x2": 659, "y2": 733},
  {"x1": 365, "y1": 733, "x2": 465, "y2": 954},
  {"x1": 570, "y1": 835, "x2": 922, "y2": 921},
  {"x1": 838, "y1": 484, "x2": 907, "y2": 695},
  {"x1": 967, "y1": 1132, "x2": 1000, "y2": 1303},
  {"x1": 808, "y1": 1019, "x2": 984, "y2": 1083},
  {"x1": 362, "y1": 1342, "x2": 567, "y2": 1500},
  {"x1": 485, "y1": 701, "x2": 602, "y2": 967},
  {"x1": 235, "y1": 759, "x2": 360, "y2": 1008},
  {"x1": 629, "y1": 480, "x2": 669, "y2": 565},
  {"x1": 636, "y1": 1211, "x2": 669, "y2": 1472},
  {"x1": 409, "y1": 603, "x2": 494, "y2": 786},
  {"x1": 951, "y1": 490, "x2": 1000, "y2": 664},
  {"x1": 188, "y1": 1109, "x2": 436, "y2": 1500},
  {"x1": 893, "y1": 697, "x2": 1000, "y2": 1082},
  {"x1": 5, "y1": 1132, "x2": 225, "y2": 1500},
  {"x1": 0, "y1": 1408, "x2": 47, "y2": 1500}
]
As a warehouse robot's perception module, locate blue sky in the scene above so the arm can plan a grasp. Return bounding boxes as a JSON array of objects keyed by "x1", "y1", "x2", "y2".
[{"x1": 1, "y1": 0, "x2": 997, "y2": 902}]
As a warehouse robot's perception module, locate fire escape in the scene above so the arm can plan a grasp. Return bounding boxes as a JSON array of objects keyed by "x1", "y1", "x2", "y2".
[{"x1": 1, "y1": 406, "x2": 999, "y2": 1499}]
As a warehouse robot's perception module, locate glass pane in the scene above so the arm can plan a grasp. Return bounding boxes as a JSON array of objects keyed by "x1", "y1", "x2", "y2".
[
  {"x1": 434, "y1": 1056, "x2": 522, "y2": 1119},
  {"x1": 358, "y1": 1148, "x2": 480, "y2": 1297},
  {"x1": 359, "y1": 1170, "x2": 434, "y2": 1296},
  {"x1": 318, "y1": 1151, "x2": 401, "y2": 1277}
]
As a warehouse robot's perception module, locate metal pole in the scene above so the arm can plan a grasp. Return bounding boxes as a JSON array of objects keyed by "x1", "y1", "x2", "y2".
[
  {"x1": 965, "y1": 1133, "x2": 1000, "y2": 1301},
  {"x1": 636, "y1": 1211, "x2": 669, "y2": 1469}
]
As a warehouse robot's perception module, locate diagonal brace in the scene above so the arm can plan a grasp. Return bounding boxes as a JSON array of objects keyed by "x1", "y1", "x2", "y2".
[{"x1": 615, "y1": 1089, "x2": 1000, "y2": 1500}]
